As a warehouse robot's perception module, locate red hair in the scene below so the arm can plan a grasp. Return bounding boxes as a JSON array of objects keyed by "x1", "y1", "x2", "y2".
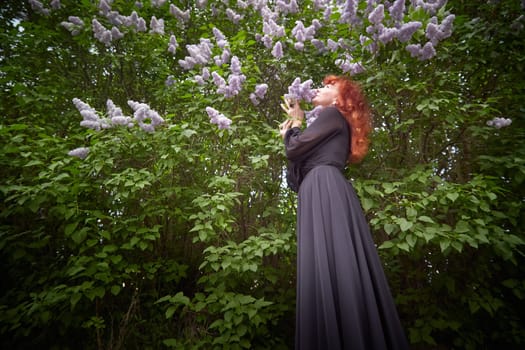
[{"x1": 323, "y1": 75, "x2": 372, "y2": 163}]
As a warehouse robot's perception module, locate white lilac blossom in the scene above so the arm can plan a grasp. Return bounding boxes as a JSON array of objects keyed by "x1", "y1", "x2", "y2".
[
  {"x1": 285, "y1": 78, "x2": 316, "y2": 103},
  {"x1": 205, "y1": 107, "x2": 232, "y2": 129},
  {"x1": 272, "y1": 41, "x2": 283, "y2": 59},
  {"x1": 150, "y1": 16, "x2": 165, "y2": 35},
  {"x1": 28, "y1": 0, "x2": 50, "y2": 16},
  {"x1": 170, "y1": 4, "x2": 190, "y2": 22},
  {"x1": 486, "y1": 117, "x2": 512, "y2": 129},
  {"x1": 168, "y1": 35, "x2": 178, "y2": 54},
  {"x1": 50, "y1": 0, "x2": 61, "y2": 10},
  {"x1": 68, "y1": 147, "x2": 90, "y2": 159},
  {"x1": 128, "y1": 100, "x2": 164, "y2": 132}
]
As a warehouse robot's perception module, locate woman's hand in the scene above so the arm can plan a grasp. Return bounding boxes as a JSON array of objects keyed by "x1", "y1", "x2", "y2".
[{"x1": 279, "y1": 98, "x2": 304, "y2": 138}]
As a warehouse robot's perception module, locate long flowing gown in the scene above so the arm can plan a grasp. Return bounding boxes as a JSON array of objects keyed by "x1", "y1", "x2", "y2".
[{"x1": 284, "y1": 107, "x2": 409, "y2": 350}]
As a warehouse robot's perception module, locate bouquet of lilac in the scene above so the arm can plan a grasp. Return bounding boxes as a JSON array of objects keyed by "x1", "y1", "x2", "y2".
[{"x1": 284, "y1": 78, "x2": 322, "y2": 126}]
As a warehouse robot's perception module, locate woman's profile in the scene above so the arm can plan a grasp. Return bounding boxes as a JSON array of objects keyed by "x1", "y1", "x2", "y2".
[{"x1": 280, "y1": 75, "x2": 409, "y2": 350}]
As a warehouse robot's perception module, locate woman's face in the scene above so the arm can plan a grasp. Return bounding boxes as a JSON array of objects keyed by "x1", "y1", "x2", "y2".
[{"x1": 312, "y1": 83, "x2": 339, "y2": 107}]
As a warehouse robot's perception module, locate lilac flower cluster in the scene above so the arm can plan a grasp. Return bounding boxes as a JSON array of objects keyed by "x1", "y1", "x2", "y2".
[
  {"x1": 335, "y1": 54, "x2": 365, "y2": 75},
  {"x1": 250, "y1": 83, "x2": 269, "y2": 106},
  {"x1": 61, "y1": 16, "x2": 85, "y2": 36},
  {"x1": 205, "y1": 107, "x2": 232, "y2": 130},
  {"x1": 210, "y1": 56, "x2": 247, "y2": 98},
  {"x1": 68, "y1": 147, "x2": 90, "y2": 159},
  {"x1": 406, "y1": 42, "x2": 436, "y2": 60},
  {"x1": 128, "y1": 100, "x2": 165, "y2": 133},
  {"x1": 151, "y1": 0, "x2": 167, "y2": 7},
  {"x1": 170, "y1": 4, "x2": 190, "y2": 23},
  {"x1": 92, "y1": 19, "x2": 124, "y2": 46},
  {"x1": 284, "y1": 78, "x2": 316, "y2": 103},
  {"x1": 426, "y1": 15, "x2": 455, "y2": 45},
  {"x1": 275, "y1": 0, "x2": 299, "y2": 14},
  {"x1": 179, "y1": 39, "x2": 214, "y2": 70},
  {"x1": 226, "y1": 8, "x2": 243, "y2": 24},
  {"x1": 305, "y1": 105, "x2": 324, "y2": 126},
  {"x1": 411, "y1": 0, "x2": 447, "y2": 16},
  {"x1": 28, "y1": 0, "x2": 50, "y2": 16},
  {"x1": 168, "y1": 35, "x2": 178, "y2": 54},
  {"x1": 486, "y1": 117, "x2": 512, "y2": 129},
  {"x1": 150, "y1": 16, "x2": 165, "y2": 35},
  {"x1": 72, "y1": 98, "x2": 164, "y2": 133},
  {"x1": 73, "y1": 98, "x2": 110, "y2": 131},
  {"x1": 291, "y1": 20, "x2": 321, "y2": 51}
]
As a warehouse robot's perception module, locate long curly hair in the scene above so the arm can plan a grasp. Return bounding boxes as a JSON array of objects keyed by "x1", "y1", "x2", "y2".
[{"x1": 323, "y1": 75, "x2": 372, "y2": 163}]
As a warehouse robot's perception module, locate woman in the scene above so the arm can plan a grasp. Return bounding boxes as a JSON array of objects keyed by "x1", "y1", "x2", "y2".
[{"x1": 280, "y1": 75, "x2": 409, "y2": 350}]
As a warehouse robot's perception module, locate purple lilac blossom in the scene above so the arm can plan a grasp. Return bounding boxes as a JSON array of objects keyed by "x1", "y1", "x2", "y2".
[
  {"x1": 68, "y1": 147, "x2": 90, "y2": 159},
  {"x1": 255, "y1": 83, "x2": 268, "y2": 99},
  {"x1": 250, "y1": 93, "x2": 260, "y2": 106},
  {"x1": 226, "y1": 8, "x2": 243, "y2": 24},
  {"x1": 486, "y1": 117, "x2": 512, "y2": 129},
  {"x1": 378, "y1": 27, "x2": 398, "y2": 44},
  {"x1": 29, "y1": 0, "x2": 50, "y2": 16},
  {"x1": 151, "y1": 0, "x2": 167, "y2": 7},
  {"x1": 202, "y1": 67, "x2": 210, "y2": 80},
  {"x1": 327, "y1": 38, "x2": 339, "y2": 51},
  {"x1": 276, "y1": 0, "x2": 299, "y2": 14},
  {"x1": 92, "y1": 19, "x2": 113, "y2": 46},
  {"x1": 170, "y1": 4, "x2": 190, "y2": 22},
  {"x1": 50, "y1": 0, "x2": 61, "y2": 10},
  {"x1": 412, "y1": 0, "x2": 447, "y2": 16},
  {"x1": 420, "y1": 41, "x2": 436, "y2": 59},
  {"x1": 150, "y1": 16, "x2": 165, "y2": 35},
  {"x1": 237, "y1": 0, "x2": 249, "y2": 9},
  {"x1": 213, "y1": 28, "x2": 229, "y2": 48},
  {"x1": 397, "y1": 21, "x2": 422, "y2": 42},
  {"x1": 98, "y1": 0, "x2": 111, "y2": 15},
  {"x1": 168, "y1": 35, "x2": 178, "y2": 54},
  {"x1": 272, "y1": 41, "x2": 283, "y2": 59},
  {"x1": 368, "y1": 4, "x2": 385, "y2": 25},
  {"x1": 263, "y1": 18, "x2": 285, "y2": 38},
  {"x1": 128, "y1": 100, "x2": 164, "y2": 132},
  {"x1": 340, "y1": 0, "x2": 358, "y2": 25},
  {"x1": 305, "y1": 105, "x2": 324, "y2": 126},
  {"x1": 285, "y1": 78, "x2": 316, "y2": 102},
  {"x1": 68, "y1": 16, "x2": 84, "y2": 26},
  {"x1": 197, "y1": 0, "x2": 208, "y2": 8},
  {"x1": 205, "y1": 107, "x2": 232, "y2": 129},
  {"x1": 389, "y1": 0, "x2": 405, "y2": 23},
  {"x1": 230, "y1": 56, "x2": 242, "y2": 75},
  {"x1": 262, "y1": 35, "x2": 273, "y2": 48},
  {"x1": 165, "y1": 75, "x2": 175, "y2": 87},
  {"x1": 73, "y1": 98, "x2": 102, "y2": 130},
  {"x1": 311, "y1": 39, "x2": 326, "y2": 52}
]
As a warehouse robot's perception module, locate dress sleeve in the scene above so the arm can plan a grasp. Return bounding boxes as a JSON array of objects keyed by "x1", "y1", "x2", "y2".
[{"x1": 284, "y1": 107, "x2": 344, "y2": 162}]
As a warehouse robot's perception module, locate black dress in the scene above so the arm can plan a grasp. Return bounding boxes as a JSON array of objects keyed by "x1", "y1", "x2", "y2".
[{"x1": 284, "y1": 107, "x2": 409, "y2": 350}]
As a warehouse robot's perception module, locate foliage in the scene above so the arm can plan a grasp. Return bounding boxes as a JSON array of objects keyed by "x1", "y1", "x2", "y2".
[{"x1": 1, "y1": 0, "x2": 524, "y2": 349}]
